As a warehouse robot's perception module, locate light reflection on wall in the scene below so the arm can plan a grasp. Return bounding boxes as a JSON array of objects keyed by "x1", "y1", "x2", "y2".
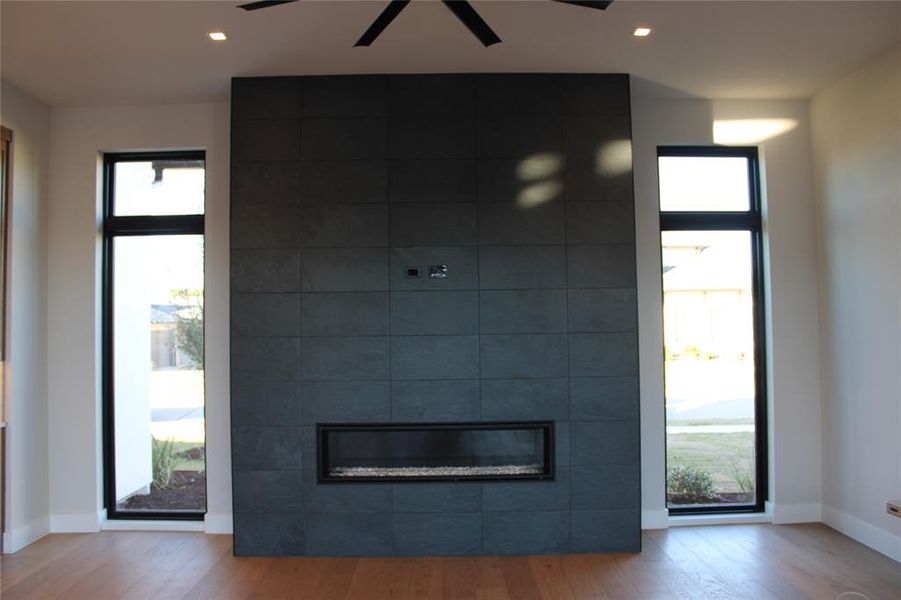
[
  {"x1": 713, "y1": 118, "x2": 798, "y2": 144},
  {"x1": 515, "y1": 152, "x2": 564, "y2": 208},
  {"x1": 595, "y1": 139, "x2": 633, "y2": 177}
]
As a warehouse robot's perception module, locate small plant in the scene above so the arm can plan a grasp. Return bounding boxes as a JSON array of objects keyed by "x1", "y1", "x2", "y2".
[
  {"x1": 729, "y1": 456, "x2": 755, "y2": 497},
  {"x1": 152, "y1": 437, "x2": 178, "y2": 490},
  {"x1": 667, "y1": 464, "x2": 718, "y2": 502}
]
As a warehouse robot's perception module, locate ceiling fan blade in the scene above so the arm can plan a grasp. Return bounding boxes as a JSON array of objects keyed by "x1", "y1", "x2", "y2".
[
  {"x1": 553, "y1": 0, "x2": 614, "y2": 10},
  {"x1": 237, "y1": 0, "x2": 298, "y2": 11},
  {"x1": 442, "y1": 0, "x2": 501, "y2": 47},
  {"x1": 354, "y1": 0, "x2": 411, "y2": 47}
]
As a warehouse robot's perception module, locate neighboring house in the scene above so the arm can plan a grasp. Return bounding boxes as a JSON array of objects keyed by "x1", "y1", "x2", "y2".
[{"x1": 150, "y1": 304, "x2": 198, "y2": 370}]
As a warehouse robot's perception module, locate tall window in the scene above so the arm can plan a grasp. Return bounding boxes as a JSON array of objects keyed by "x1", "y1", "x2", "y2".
[
  {"x1": 658, "y1": 146, "x2": 767, "y2": 514},
  {"x1": 103, "y1": 151, "x2": 206, "y2": 519}
]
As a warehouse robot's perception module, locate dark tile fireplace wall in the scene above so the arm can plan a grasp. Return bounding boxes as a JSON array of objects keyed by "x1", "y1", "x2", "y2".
[{"x1": 229, "y1": 74, "x2": 640, "y2": 556}]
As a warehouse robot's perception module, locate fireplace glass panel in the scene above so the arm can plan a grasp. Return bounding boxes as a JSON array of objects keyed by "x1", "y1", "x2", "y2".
[{"x1": 318, "y1": 422, "x2": 553, "y2": 482}]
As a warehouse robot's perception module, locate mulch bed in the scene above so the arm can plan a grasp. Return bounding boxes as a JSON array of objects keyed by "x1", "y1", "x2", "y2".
[
  {"x1": 668, "y1": 492, "x2": 753, "y2": 507},
  {"x1": 120, "y1": 471, "x2": 206, "y2": 511}
]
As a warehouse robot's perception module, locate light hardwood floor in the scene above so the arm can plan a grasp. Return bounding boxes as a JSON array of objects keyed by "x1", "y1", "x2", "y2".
[{"x1": 1, "y1": 524, "x2": 898, "y2": 599}]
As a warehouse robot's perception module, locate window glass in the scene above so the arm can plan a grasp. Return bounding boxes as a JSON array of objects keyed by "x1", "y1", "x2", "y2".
[
  {"x1": 112, "y1": 234, "x2": 205, "y2": 513},
  {"x1": 658, "y1": 156, "x2": 750, "y2": 211},
  {"x1": 113, "y1": 159, "x2": 205, "y2": 216}
]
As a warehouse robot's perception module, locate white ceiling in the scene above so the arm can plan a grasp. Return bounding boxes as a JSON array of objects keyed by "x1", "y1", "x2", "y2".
[{"x1": 2, "y1": 0, "x2": 898, "y2": 107}]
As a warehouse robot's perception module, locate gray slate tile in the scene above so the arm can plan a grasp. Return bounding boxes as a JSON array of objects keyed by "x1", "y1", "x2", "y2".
[
  {"x1": 304, "y1": 513, "x2": 393, "y2": 556},
  {"x1": 391, "y1": 336, "x2": 479, "y2": 380},
  {"x1": 566, "y1": 245, "x2": 636, "y2": 289},
  {"x1": 300, "y1": 160, "x2": 387, "y2": 204},
  {"x1": 299, "y1": 203, "x2": 388, "y2": 248},
  {"x1": 393, "y1": 513, "x2": 482, "y2": 556},
  {"x1": 478, "y1": 202, "x2": 565, "y2": 245},
  {"x1": 479, "y1": 246, "x2": 565, "y2": 289},
  {"x1": 390, "y1": 380, "x2": 480, "y2": 422},
  {"x1": 233, "y1": 120, "x2": 300, "y2": 162},
  {"x1": 389, "y1": 117, "x2": 475, "y2": 159},
  {"x1": 389, "y1": 159, "x2": 476, "y2": 204},
  {"x1": 483, "y1": 468, "x2": 570, "y2": 512},
  {"x1": 483, "y1": 511, "x2": 570, "y2": 554},
  {"x1": 233, "y1": 514, "x2": 304, "y2": 556},
  {"x1": 301, "y1": 118, "x2": 387, "y2": 160},
  {"x1": 301, "y1": 248, "x2": 389, "y2": 292},
  {"x1": 301, "y1": 381, "x2": 390, "y2": 423},
  {"x1": 566, "y1": 201, "x2": 635, "y2": 244},
  {"x1": 392, "y1": 483, "x2": 481, "y2": 513},
  {"x1": 233, "y1": 470, "x2": 304, "y2": 513},
  {"x1": 232, "y1": 78, "x2": 300, "y2": 120},
  {"x1": 231, "y1": 293, "x2": 301, "y2": 337},
  {"x1": 567, "y1": 289, "x2": 637, "y2": 333},
  {"x1": 570, "y1": 421, "x2": 640, "y2": 466},
  {"x1": 302, "y1": 75, "x2": 387, "y2": 117},
  {"x1": 231, "y1": 337, "x2": 301, "y2": 382},
  {"x1": 232, "y1": 426, "x2": 302, "y2": 470},
  {"x1": 389, "y1": 75, "x2": 475, "y2": 116},
  {"x1": 301, "y1": 292, "x2": 389, "y2": 336},
  {"x1": 569, "y1": 377, "x2": 639, "y2": 421},
  {"x1": 231, "y1": 249, "x2": 301, "y2": 293},
  {"x1": 569, "y1": 333, "x2": 638, "y2": 376},
  {"x1": 479, "y1": 290, "x2": 567, "y2": 334},
  {"x1": 301, "y1": 336, "x2": 389, "y2": 381},
  {"x1": 571, "y1": 509, "x2": 640, "y2": 552},
  {"x1": 231, "y1": 381, "x2": 301, "y2": 427},
  {"x1": 390, "y1": 291, "x2": 478, "y2": 335},
  {"x1": 390, "y1": 203, "x2": 477, "y2": 246},
  {"x1": 480, "y1": 378, "x2": 569, "y2": 422},
  {"x1": 480, "y1": 334, "x2": 568, "y2": 379}
]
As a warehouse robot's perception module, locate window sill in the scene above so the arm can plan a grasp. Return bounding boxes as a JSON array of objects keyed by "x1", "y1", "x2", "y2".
[
  {"x1": 668, "y1": 511, "x2": 771, "y2": 527},
  {"x1": 102, "y1": 518, "x2": 205, "y2": 532}
]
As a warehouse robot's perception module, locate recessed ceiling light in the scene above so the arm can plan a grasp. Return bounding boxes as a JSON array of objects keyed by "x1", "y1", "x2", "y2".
[
  {"x1": 208, "y1": 31, "x2": 228, "y2": 41},
  {"x1": 633, "y1": 27, "x2": 652, "y2": 38}
]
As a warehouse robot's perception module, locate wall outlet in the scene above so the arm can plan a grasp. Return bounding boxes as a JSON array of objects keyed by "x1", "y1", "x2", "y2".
[{"x1": 887, "y1": 500, "x2": 901, "y2": 518}]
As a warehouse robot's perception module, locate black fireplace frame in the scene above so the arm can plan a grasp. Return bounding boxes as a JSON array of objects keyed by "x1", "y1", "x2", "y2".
[{"x1": 316, "y1": 421, "x2": 555, "y2": 484}]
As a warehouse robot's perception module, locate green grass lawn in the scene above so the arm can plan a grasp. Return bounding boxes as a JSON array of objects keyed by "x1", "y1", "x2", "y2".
[{"x1": 667, "y1": 431, "x2": 755, "y2": 493}]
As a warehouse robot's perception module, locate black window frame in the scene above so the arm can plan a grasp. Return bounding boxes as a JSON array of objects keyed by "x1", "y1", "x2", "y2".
[
  {"x1": 658, "y1": 145, "x2": 768, "y2": 515},
  {"x1": 102, "y1": 150, "x2": 206, "y2": 521}
]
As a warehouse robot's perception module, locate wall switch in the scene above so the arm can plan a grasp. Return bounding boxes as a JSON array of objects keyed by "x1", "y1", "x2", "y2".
[
  {"x1": 405, "y1": 267, "x2": 422, "y2": 279},
  {"x1": 429, "y1": 265, "x2": 448, "y2": 279}
]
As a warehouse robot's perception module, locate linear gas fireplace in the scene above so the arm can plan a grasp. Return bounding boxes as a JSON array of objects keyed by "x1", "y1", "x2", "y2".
[{"x1": 317, "y1": 422, "x2": 554, "y2": 483}]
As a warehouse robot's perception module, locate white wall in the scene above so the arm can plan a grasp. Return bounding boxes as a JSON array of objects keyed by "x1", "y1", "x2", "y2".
[
  {"x1": 811, "y1": 47, "x2": 901, "y2": 561},
  {"x1": 631, "y1": 82, "x2": 823, "y2": 528},
  {"x1": 112, "y1": 242, "x2": 152, "y2": 501},
  {"x1": 27, "y1": 79, "x2": 838, "y2": 545},
  {"x1": 46, "y1": 103, "x2": 231, "y2": 533},
  {"x1": 0, "y1": 81, "x2": 51, "y2": 552}
]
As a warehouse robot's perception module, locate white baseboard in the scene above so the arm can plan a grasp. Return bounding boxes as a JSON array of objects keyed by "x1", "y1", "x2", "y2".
[
  {"x1": 102, "y1": 519, "x2": 204, "y2": 532},
  {"x1": 642, "y1": 508, "x2": 669, "y2": 530},
  {"x1": 2, "y1": 515, "x2": 50, "y2": 554},
  {"x1": 50, "y1": 511, "x2": 103, "y2": 533},
  {"x1": 770, "y1": 502, "x2": 822, "y2": 524},
  {"x1": 204, "y1": 512, "x2": 233, "y2": 534},
  {"x1": 822, "y1": 504, "x2": 901, "y2": 563},
  {"x1": 669, "y1": 512, "x2": 771, "y2": 527}
]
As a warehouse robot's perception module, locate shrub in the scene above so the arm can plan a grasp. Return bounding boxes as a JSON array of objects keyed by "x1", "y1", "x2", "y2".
[
  {"x1": 667, "y1": 464, "x2": 718, "y2": 502},
  {"x1": 152, "y1": 437, "x2": 178, "y2": 489}
]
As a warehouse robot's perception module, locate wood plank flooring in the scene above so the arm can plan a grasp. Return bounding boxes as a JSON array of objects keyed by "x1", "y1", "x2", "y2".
[{"x1": 1, "y1": 524, "x2": 898, "y2": 599}]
